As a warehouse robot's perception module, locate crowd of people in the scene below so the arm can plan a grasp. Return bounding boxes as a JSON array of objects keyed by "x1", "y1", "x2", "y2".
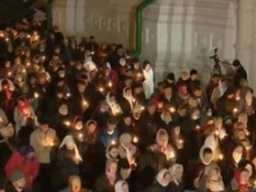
[{"x1": 0, "y1": 18, "x2": 254, "y2": 192}]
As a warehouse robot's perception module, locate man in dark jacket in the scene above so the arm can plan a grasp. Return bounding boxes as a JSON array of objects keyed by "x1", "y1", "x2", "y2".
[{"x1": 233, "y1": 59, "x2": 247, "y2": 87}]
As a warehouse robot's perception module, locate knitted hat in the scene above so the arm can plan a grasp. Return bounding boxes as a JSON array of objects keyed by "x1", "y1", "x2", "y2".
[{"x1": 10, "y1": 170, "x2": 25, "y2": 183}]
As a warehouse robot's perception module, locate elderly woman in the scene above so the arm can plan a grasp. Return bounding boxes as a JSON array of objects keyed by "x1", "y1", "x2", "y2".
[
  {"x1": 56, "y1": 135, "x2": 83, "y2": 186},
  {"x1": 59, "y1": 175, "x2": 91, "y2": 192},
  {"x1": 168, "y1": 164, "x2": 184, "y2": 192}
]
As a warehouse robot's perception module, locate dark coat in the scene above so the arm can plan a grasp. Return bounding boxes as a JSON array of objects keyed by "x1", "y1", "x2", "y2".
[
  {"x1": 56, "y1": 147, "x2": 80, "y2": 183},
  {"x1": 94, "y1": 172, "x2": 119, "y2": 192}
]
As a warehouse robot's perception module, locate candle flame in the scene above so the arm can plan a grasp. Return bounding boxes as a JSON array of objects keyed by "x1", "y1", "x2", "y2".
[
  {"x1": 133, "y1": 136, "x2": 139, "y2": 143},
  {"x1": 195, "y1": 125, "x2": 200, "y2": 130},
  {"x1": 34, "y1": 92, "x2": 39, "y2": 98},
  {"x1": 99, "y1": 87, "x2": 104, "y2": 92},
  {"x1": 219, "y1": 154, "x2": 224, "y2": 160},
  {"x1": 111, "y1": 140, "x2": 116, "y2": 145},
  {"x1": 78, "y1": 133, "x2": 83, "y2": 138},
  {"x1": 170, "y1": 107, "x2": 176, "y2": 113},
  {"x1": 233, "y1": 108, "x2": 238, "y2": 113},
  {"x1": 179, "y1": 139, "x2": 184, "y2": 144},
  {"x1": 108, "y1": 82, "x2": 112, "y2": 87},
  {"x1": 64, "y1": 121, "x2": 71, "y2": 127}
]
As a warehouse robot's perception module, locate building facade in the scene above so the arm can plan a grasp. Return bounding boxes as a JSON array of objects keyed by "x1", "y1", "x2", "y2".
[{"x1": 52, "y1": 0, "x2": 256, "y2": 89}]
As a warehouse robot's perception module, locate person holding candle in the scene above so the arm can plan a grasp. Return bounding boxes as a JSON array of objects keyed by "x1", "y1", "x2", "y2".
[
  {"x1": 5, "y1": 145, "x2": 40, "y2": 189},
  {"x1": 13, "y1": 97, "x2": 38, "y2": 138},
  {"x1": 148, "y1": 129, "x2": 176, "y2": 170},
  {"x1": 59, "y1": 175, "x2": 91, "y2": 192},
  {"x1": 30, "y1": 117, "x2": 59, "y2": 192},
  {"x1": 95, "y1": 159, "x2": 120, "y2": 192},
  {"x1": 144, "y1": 168, "x2": 172, "y2": 192},
  {"x1": 104, "y1": 92, "x2": 122, "y2": 117},
  {"x1": 168, "y1": 164, "x2": 184, "y2": 192},
  {"x1": 119, "y1": 87, "x2": 135, "y2": 114},
  {"x1": 57, "y1": 135, "x2": 83, "y2": 187}
]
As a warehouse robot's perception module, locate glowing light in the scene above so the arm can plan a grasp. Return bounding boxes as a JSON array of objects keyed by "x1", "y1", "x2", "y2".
[
  {"x1": 111, "y1": 140, "x2": 116, "y2": 145},
  {"x1": 99, "y1": 87, "x2": 104, "y2": 93},
  {"x1": 233, "y1": 108, "x2": 238, "y2": 113},
  {"x1": 219, "y1": 154, "x2": 224, "y2": 160},
  {"x1": 64, "y1": 121, "x2": 71, "y2": 127},
  {"x1": 170, "y1": 107, "x2": 176, "y2": 113},
  {"x1": 133, "y1": 136, "x2": 139, "y2": 143},
  {"x1": 195, "y1": 125, "x2": 200, "y2": 130},
  {"x1": 108, "y1": 82, "x2": 112, "y2": 87},
  {"x1": 34, "y1": 92, "x2": 39, "y2": 98}
]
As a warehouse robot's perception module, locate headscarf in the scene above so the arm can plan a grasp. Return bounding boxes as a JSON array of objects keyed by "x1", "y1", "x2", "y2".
[
  {"x1": 17, "y1": 145, "x2": 36, "y2": 164},
  {"x1": 71, "y1": 116, "x2": 82, "y2": 130},
  {"x1": 105, "y1": 92, "x2": 122, "y2": 116},
  {"x1": 59, "y1": 135, "x2": 82, "y2": 162},
  {"x1": 169, "y1": 164, "x2": 183, "y2": 184},
  {"x1": 156, "y1": 168, "x2": 170, "y2": 187},
  {"x1": 114, "y1": 180, "x2": 128, "y2": 192},
  {"x1": 123, "y1": 87, "x2": 134, "y2": 110}
]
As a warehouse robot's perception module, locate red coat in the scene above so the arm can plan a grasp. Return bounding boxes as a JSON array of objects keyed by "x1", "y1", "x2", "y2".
[
  {"x1": 110, "y1": 69, "x2": 119, "y2": 91},
  {"x1": 5, "y1": 152, "x2": 40, "y2": 187}
]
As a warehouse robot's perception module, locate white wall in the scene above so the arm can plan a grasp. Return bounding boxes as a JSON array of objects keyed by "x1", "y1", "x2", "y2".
[{"x1": 52, "y1": 0, "x2": 239, "y2": 85}]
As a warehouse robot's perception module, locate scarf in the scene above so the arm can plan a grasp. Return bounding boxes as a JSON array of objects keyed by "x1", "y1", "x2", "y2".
[
  {"x1": 106, "y1": 93, "x2": 122, "y2": 115},
  {"x1": 234, "y1": 169, "x2": 249, "y2": 191},
  {"x1": 123, "y1": 88, "x2": 134, "y2": 110}
]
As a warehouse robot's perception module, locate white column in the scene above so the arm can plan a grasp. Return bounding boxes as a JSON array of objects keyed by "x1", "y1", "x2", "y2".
[{"x1": 236, "y1": 0, "x2": 254, "y2": 88}]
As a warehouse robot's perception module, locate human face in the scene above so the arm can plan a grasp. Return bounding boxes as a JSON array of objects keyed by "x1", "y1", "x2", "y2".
[
  {"x1": 210, "y1": 169, "x2": 219, "y2": 181},
  {"x1": 148, "y1": 105, "x2": 156, "y2": 115},
  {"x1": 157, "y1": 135, "x2": 168, "y2": 147},
  {"x1": 145, "y1": 64, "x2": 150, "y2": 71},
  {"x1": 233, "y1": 146, "x2": 243, "y2": 163},
  {"x1": 124, "y1": 117, "x2": 132, "y2": 126},
  {"x1": 75, "y1": 121, "x2": 83, "y2": 130},
  {"x1": 240, "y1": 170, "x2": 249, "y2": 184},
  {"x1": 108, "y1": 162, "x2": 118, "y2": 174},
  {"x1": 87, "y1": 123, "x2": 96, "y2": 134},
  {"x1": 174, "y1": 126, "x2": 180, "y2": 136},
  {"x1": 71, "y1": 178, "x2": 81, "y2": 192},
  {"x1": 175, "y1": 167, "x2": 183, "y2": 180},
  {"x1": 78, "y1": 84, "x2": 86, "y2": 93},
  {"x1": 39, "y1": 124, "x2": 49, "y2": 133},
  {"x1": 125, "y1": 89, "x2": 132, "y2": 97},
  {"x1": 14, "y1": 177, "x2": 26, "y2": 189},
  {"x1": 107, "y1": 123, "x2": 116, "y2": 132},
  {"x1": 203, "y1": 153, "x2": 213, "y2": 164},
  {"x1": 109, "y1": 147, "x2": 118, "y2": 158}
]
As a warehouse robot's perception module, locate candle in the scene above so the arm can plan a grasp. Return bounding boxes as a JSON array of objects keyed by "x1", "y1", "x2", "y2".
[
  {"x1": 99, "y1": 87, "x2": 104, "y2": 93},
  {"x1": 246, "y1": 130, "x2": 250, "y2": 136},
  {"x1": 140, "y1": 106, "x2": 145, "y2": 111},
  {"x1": 5, "y1": 38, "x2": 9, "y2": 42},
  {"x1": 170, "y1": 107, "x2": 176, "y2": 113},
  {"x1": 91, "y1": 51, "x2": 95, "y2": 55},
  {"x1": 78, "y1": 133, "x2": 83, "y2": 139},
  {"x1": 108, "y1": 82, "x2": 112, "y2": 87},
  {"x1": 82, "y1": 100, "x2": 88, "y2": 107},
  {"x1": 111, "y1": 140, "x2": 116, "y2": 145},
  {"x1": 26, "y1": 62, "x2": 31, "y2": 67},
  {"x1": 235, "y1": 96, "x2": 241, "y2": 101},
  {"x1": 219, "y1": 153, "x2": 224, "y2": 160},
  {"x1": 34, "y1": 92, "x2": 39, "y2": 99},
  {"x1": 66, "y1": 92, "x2": 71, "y2": 98},
  {"x1": 27, "y1": 34, "x2": 31, "y2": 39},
  {"x1": 233, "y1": 108, "x2": 238, "y2": 114},
  {"x1": 133, "y1": 136, "x2": 139, "y2": 143},
  {"x1": 50, "y1": 142, "x2": 54, "y2": 147},
  {"x1": 195, "y1": 125, "x2": 200, "y2": 130},
  {"x1": 178, "y1": 139, "x2": 184, "y2": 144},
  {"x1": 214, "y1": 130, "x2": 219, "y2": 136},
  {"x1": 170, "y1": 151, "x2": 175, "y2": 158},
  {"x1": 22, "y1": 69, "x2": 26, "y2": 73},
  {"x1": 64, "y1": 121, "x2": 71, "y2": 127}
]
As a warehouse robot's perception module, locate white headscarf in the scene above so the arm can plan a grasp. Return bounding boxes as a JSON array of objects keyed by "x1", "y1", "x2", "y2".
[
  {"x1": 169, "y1": 164, "x2": 183, "y2": 185},
  {"x1": 59, "y1": 135, "x2": 83, "y2": 162},
  {"x1": 0, "y1": 78, "x2": 15, "y2": 91},
  {"x1": 105, "y1": 92, "x2": 122, "y2": 116},
  {"x1": 114, "y1": 180, "x2": 128, "y2": 192},
  {"x1": 156, "y1": 168, "x2": 170, "y2": 187},
  {"x1": 123, "y1": 87, "x2": 134, "y2": 110}
]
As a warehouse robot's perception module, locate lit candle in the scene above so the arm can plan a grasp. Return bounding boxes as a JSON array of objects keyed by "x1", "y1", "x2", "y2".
[
  {"x1": 27, "y1": 34, "x2": 31, "y2": 39},
  {"x1": 8, "y1": 72, "x2": 12, "y2": 76},
  {"x1": 108, "y1": 82, "x2": 112, "y2": 87},
  {"x1": 170, "y1": 151, "x2": 175, "y2": 158},
  {"x1": 64, "y1": 121, "x2": 71, "y2": 127},
  {"x1": 42, "y1": 55, "x2": 46, "y2": 60},
  {"x1": 82, "y1": 100, "x2": 88, "y2": 107},
  {"x1": 214, "y1": 130, "x2": 219, "y2": 136},
  {"x1": 99, "y1": 87, "x2": 104, "y2": 93},
  {"x1": 235, "y1": 96, "x2": 241, "y2": 101},
  {"x1": 5, "y1": 38, "x2": 9, "y2": 42},
  {"x1": 219, "y1": 153, "x2": 224, "y2": 160},
  {"x1": 170, "y1": 107, "x2": 176, "y2": 113},
  {"x1": 233, "y1": 107, "x2": 238, "y2": 114},
  {"x1": 195, "y1": 125, "x2": 200, "y2": 130},
  {"x1": 91, "y1": 51, "x2": 95, "y2": 55},
  {"x1": 22, "y1": 69, "x2": 26, "y2": 73},
  {"x1": 178, "y1": 139, "x2": 184, "y2": 144},
  {"x1": 26, "y1": 62, "x2": 31, "y2": 67},
  {"x1": 111, "y1": 140, "x2": 116, "y2": 145},
  {"x1": 78, "y1": 133, "x2": 83, "y2": 139},
  {"x1": 246, "y1": 130, "x2": 250, "y2": 136},
  {"x1": 140, "y1": 106, "x2": 145, "y2": 111},
  {"x1": 133, "y1": 136, "x2": 139, "y2": 143},
  {"x1": 66, "y1": 92, "x2": 71, "y2": 98},
  {"x1": 50, "y1": 142, "x2": 54, "y2": 147},
  {"x1": 34, "y1": 92, "x2": 39, "y2": 99}
]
